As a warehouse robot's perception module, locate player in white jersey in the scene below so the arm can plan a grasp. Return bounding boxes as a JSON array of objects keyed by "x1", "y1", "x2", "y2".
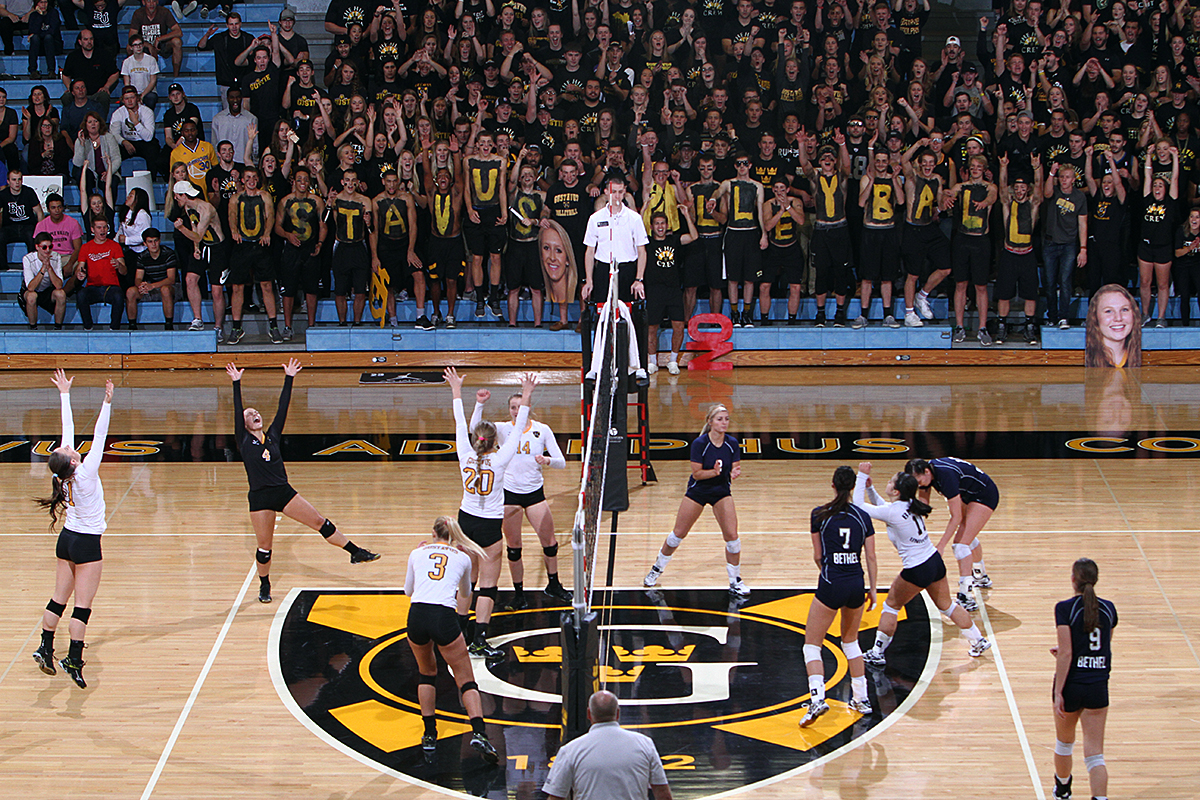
[
  {"x1": 470, "y1": 392, "x2": 571, "y2": 610},
  {"x1": 445, "y1": 367, "x2": 536, "y2": 660},
  {"x1": 851, "y1": 463, "x2": 992, "y2": 666},
  {"x1": 405, "y1": 516, "x2": 499, "y2": 763},
  {"x1": 32, "y1": 369, "x2": 114, "y2": 689}
]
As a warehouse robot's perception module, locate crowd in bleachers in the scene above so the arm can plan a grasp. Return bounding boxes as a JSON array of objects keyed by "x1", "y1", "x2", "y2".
[{"x1": 0, "y1": 0, "x2": 1198, "y2": 346}]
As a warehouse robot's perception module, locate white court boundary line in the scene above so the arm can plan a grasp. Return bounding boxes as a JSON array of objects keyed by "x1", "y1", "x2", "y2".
[
  {"x1": 139, "y1": 564, "x2": 255, "y2": 800},
  {"x1": 976, "y1": 587, "x2": 1045, "y2": 800},
  {"x1": 267, "y1": 587, "x2": 944, "y2": 800},
  {"x1": 8, "y1": 527, "x2": 1199, "y2": 538}
]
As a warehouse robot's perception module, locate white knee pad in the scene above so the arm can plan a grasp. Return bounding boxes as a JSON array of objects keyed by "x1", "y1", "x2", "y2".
[
  {"x1": 940, "y1": 600, "x2": 959, "y2": 620},
  {"x1": 1054, "y1": 740, "x2": 1075, "y2": 757},
  {"x1": 881, "y1": 602, "x2": 901, "y2": 617},
  {"x1": 665, "y1": 533, "x2": 684, "y2": 549},
  {"x1": 952, "y1": 542, "x2": 972, "y2": 561},
  {"x1": 970, "y1": 537, "x2": 981, "y2": 551},
  {"x1": 841, "y1": 639, "x2": 862, "y2": 661},
  {"x1": 1085, "y1": 754, "x2": 1105, "y2": 772},
  {"x1": 725, "y1": 538, "x2": 741, "y2": 554},
  {"x1": 802, "y1": 643, "x2": 823, "y2": 664}
]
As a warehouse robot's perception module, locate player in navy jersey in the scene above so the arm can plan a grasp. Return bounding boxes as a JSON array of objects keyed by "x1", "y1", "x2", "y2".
[
  {"x1": 1052, "y1": 558, "x2": 1116, "y2": 800},
  {"x1": 228, "y1": 360, "x2": 380, "y2": 604},
  {"x1": 644, "y1": 404, "x2": 749, "y2": 596},
  {"x1": 800, "y1": 466, "x2": 878, "y2": 727},
  {"x1": 907, "y1": 456, "x2": 999, "y2": 611}
]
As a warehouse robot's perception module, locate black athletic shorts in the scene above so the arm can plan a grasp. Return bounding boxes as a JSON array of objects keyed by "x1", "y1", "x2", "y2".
[
  {"x1": 1138, "y1": 240, "x2": 1172, "y2": 263},
  {"x1": 55, "y1": 528, "x2": 103, "y2": 564},
  {"x1": 278, "y1": 242, "x2": 323, "y2": 297},
  {"x1": 374, "y1": 238, "x2": 410, "y2": 282},
  {"x1": 427, "y1": 235, "x2": 465, "y2": 282},
  {"x1": 996, "y1": 249, "x2": 1039, "y2": 301},
  {"x1": 30, "y1": 285, "x2": 63, "y2": 313},
  {"x1": 332, "y1": 240, "x2": 370, "y2": 296},
  {"x1": 248, "y1": 483, "x2": 298, "y2": 512},
  {"x1": 762, "y1": 242, "x2": 801, "y2": 284},
  {"x1": 645, "y1": 281, "x2": 685, "y2": 324},
  {"x1": 188, "y1": 240, "x2": 230, "y2": 286},
  {"x1": 858, "y1": 226, "x2": 900, "y2": 283},
  {"x1": 952, "y1": 233, "x2": 991, "y2": 286},
  {"x1": 815, "y1": 576, "x2": 866, "y2": 610},
  {"x1": 229, "y1": 240, "x2": 275, "y2": 284},
  {"x1": 811, "y1": 223, "x2": 853, "y2": 296},
  {"x1": 505, "y1": 486, "x2": 547, "y2": 507},
  {"x1": 465, "y1": 206, "x2": 506, "y2": 254},
  {"x1": 903, "y1": 222, "x2": 951, "y2": 277},
  {"x1": 407, "y1": 602, "x2": 463, "y2": 647},
  {"x1": 959, "y1": 476, "x2": 1001, "y2": 510},
  {"x1": 723, "y1": 228, "x2": 762, "y2": 284},
  {"x1": 684, "y1": 236, "x2": 724, "y2": 289},
  {"x1": 1056, "y1": 679, "x2": 1109, "y2": 713},
  {"x1": 685, "y1": 485, "x2": 732, "y2": 507},
  {"x1": 900, "y1": 551, "x2": 948, "y2": 589},
  {"x1": 458, "y1": 509, "x2": 503, "y2": 548},
  {"x1": 504, "y1": 239, "x2": 544, "y2": 290}
]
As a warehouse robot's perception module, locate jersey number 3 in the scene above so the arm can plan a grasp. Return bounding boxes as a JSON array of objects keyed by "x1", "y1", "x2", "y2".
[{"x1": 427, "y1": 553, "x2": 448, "y2": 581}]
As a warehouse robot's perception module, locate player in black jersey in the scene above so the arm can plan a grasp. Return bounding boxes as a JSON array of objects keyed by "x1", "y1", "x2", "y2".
[
  {"x1": 227, "y1": 359, "x2": 380, "y2": 604},
  {"x1": 799, "y1": 466, "x2": 878, "y2": 727},
  {"x1": 1052, "y1": 558, "x2": 1116, "y2": 800}
]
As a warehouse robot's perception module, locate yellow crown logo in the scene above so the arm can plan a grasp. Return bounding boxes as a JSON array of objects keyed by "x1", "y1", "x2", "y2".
[
  {"x1": 611, "y1": 644, "x2": 695, "y2": 663},
  {"x1": 513, "y1": 645, "x2": 563, "y2": 663},
  {"x1": 601, "y1": 665, "x2": 645, "y2": 683}
]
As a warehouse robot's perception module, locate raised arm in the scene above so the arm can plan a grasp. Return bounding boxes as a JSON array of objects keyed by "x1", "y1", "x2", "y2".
[
  {"x1": 53, "y1": 368, "x2": 75, "y2": 450},
  {"x1": 270, "y1": 358, "x2": 301, "y2": 435},
  {"x1": 227, "y1": 362, "x2": 245, "y2": 438},
  {"x1": 494, "y1": 373, "x2": 536, "y2": 466},
  {"x1": 80, "y1": 380, "x2": 114, "y2": 474}
]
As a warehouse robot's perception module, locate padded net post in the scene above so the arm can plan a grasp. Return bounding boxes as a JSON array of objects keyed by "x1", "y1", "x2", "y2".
[{"x1": 559, "y1": 609, "x2": 599, "y2": 743}]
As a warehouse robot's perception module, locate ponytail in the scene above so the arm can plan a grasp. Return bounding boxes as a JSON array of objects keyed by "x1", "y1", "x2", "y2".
[
  {"x1": 1073, "y1": 557, "x2": 1100, "y2": 632},
  {"x1": 433, "y1": 515, "x2": 486, "y2": 562},
  {"x1": 34, "y1": 451, "x2": 76, "y2": 529},
  {"x1": 469, "y1": 420, "x2": 497, "y2": 493},
  {"x1": 893, "y1": 472, "x2": 932, "y2": 518},
  {"x1": 813, "y1": 465, "x2": 855, "y2": 526}
]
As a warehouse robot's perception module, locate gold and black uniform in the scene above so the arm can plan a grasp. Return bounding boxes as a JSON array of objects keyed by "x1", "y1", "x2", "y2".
[
  {"x1": 859, "y1": 176, "x2": 901, "y2": 284},
  {"x1": 465, "y1": 156, "x2": 506, "y2": 254},
  {"x1": 426, "y1": 190, "x2": 465, "y2": 281},
  {"x1": 505, "y1": 189, "x2": 544, "y2": 291},
  {"x1": 278, "y1": 195, "x2": 324, "y2": 298},
  {"x1": 684, "y1": 179, "x2": 725, "y2": 290},
  {"x1": 723, "y1": 178, "x2": 763, "y2": 284},
  {"x1": 951, "y1": 182, "x2": 992, "y2": 286},
  {"x1": 229, "y1": 192, "x2": 274, "y2": 285},
  {"x1": 331, "y1": 196, "x2": 370, "y2": 296},
  {"x1": 810, "y1": 171, "x2": 852, "y2": 298},
  {"x1": 902, "y1": 174, "x2": 950, "y2": 280},
  {"x1": 997, "y1": 196, "x2": 1038, "y2": 302}
]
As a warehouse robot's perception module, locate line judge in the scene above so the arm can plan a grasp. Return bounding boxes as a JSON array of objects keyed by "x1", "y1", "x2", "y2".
[{"x1": 581, "y1": 171, "x2": 649, "y2": 304}]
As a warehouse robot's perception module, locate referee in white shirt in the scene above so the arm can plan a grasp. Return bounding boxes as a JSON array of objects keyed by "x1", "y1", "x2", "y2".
[{"x1": 582, "y1": 172, "x2": 649, "y2": 303}]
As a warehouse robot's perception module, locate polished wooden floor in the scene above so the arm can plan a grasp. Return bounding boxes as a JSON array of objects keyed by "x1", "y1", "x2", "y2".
[{"x1": 1, "y1": 366, "x2": 1197, "y2": 798}]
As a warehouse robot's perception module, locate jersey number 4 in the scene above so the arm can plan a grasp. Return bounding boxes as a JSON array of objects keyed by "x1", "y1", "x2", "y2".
[
  {"x1": 427, "y1": 553, "x2": 448, "y2": 581},
  {"x1": 463, "y1": 467, "x2": 495, "y2": 495}
]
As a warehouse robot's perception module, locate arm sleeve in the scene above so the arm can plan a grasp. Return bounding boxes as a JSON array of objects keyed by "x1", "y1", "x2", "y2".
[
  {"x1": 233, "y1": 379, "x2": 245, "y2": 439},
  {"x1": 542, "y1": 424, "x2": 567, "y2": 469},
  {"x1": 269, "y1": 374, "x2": 294, "y2": 437},
  {"x1": 60, "y1": 392, "x2": 75, "y2": 451},
  {"x1": 469, "y1": 401, "x2": 484, "y2": 433},
  {"x1": 852, "y1": 472, "x2": 869, "y2": 506},
  {"x1": 453, "y1": 397, "x2": 472, "y2": 455},
  {"x1": 404, "y1": 552, "x2": 416, "y2": 596},
  {"x1": 80, "y1": 400, "x2": 112, "y2": 474},
  {"x1": 495, "y1": 405, "x2": 530, "y2": 467}
]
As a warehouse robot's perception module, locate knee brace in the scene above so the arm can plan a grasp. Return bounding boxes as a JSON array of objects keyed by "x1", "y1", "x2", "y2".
[
  {"x1": 725, "y1": 538, "x2": 741, "y2": 554},
  {"x1": 841, "y1": 639, "x2": 863, "y2": 661},
  {"x1": 477, "y1": 586, "x2": 498, "y2": 602},
  {"x1": 256, "y1": 548, "x2": 272, "y2": 564},
  {"x1": 319, "y1": 519, "x2": 337, "y2": 539},
  {"x1": 970, "y1": 537, "x2": 981, "y2": 552},
  {"x1": 459, "y1": 680, "x2": 479, "y2": 694},
  {"x1": 46, "y1": 599, "x2": 66, "y2": 617},
  {"x1": 802, "y1": 643, "x2": 823, "y2": 665},
  {"x1": 952, "y1": 542, "x2": 973, "y2": 561},
  {"x1": 506, "y1": 546, "x2": 523, "y2": 562},
  {"x1": 1054, "y1": 739, "x2": 1075, "y2": 757},
  {"x1": 71, "y1": 606, "x2": 92, "y2": 625},
  {"x1": 665, "y1": 532, "x2": 684, "y2": 549},
  {"x1": 1084, "y1": 754, "x2": 1105, "y2": 772},
  {"x1": 418, "y1": 673, "x2": 437, "y2": 686},
  {"x1": 881, "y1": 602, "x2": 901, "y2": 617},
  {"x1": 940, "y1": 601, "x2": 960, "y2": 620},
  {"x1": 542, "y1": 542, "x2": 558, "y2": 559}
]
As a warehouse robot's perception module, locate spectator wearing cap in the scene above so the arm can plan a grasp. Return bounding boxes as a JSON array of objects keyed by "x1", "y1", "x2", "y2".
[
  {"x1": 110, "y1": 85, "x2": 161, "y2": 176},
  {"x1": 121, "y1": 33, "x2": 160, "y2": 110},
  {"x1": 324, "y1": 33, "x2": 360, "y2": 89},
  {"x1": 283, "y1": 59, "x2": 328, "y2": 140},
  {"x1": 234, "y1": 23, "x2": 283, "y2": 152},
  {"x1": 198, "y1": 10, "x2": 253, "y2": 108},
  {"x1": 1156, "y1": 81, "x2": 1198, "y2": 137},
  {"x1": 129, "y1": 0, "x2": 183, "y2": 78},
  {"x1": 999, "y1": 109, "x2": 1041, "y2": 180},
  {"x1": 61, "y1": 28, "x2": 120, "y2": 119},
  {"x1": 162, "y1": 81, "x2": 204, "y2": 156},
  {"x1": 931, "y1": 34, "x2": 966, "y2": 107},
  {"x1": 276, "y1": 7, "x2": 309, "y2": 66},
  {"x1": 943, "y1": 61, "x2": 993, "y2": 121}
]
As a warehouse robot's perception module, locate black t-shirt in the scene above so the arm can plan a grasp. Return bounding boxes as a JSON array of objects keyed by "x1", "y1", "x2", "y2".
[
  {"x1": 1142, "y1": 195, "x2": 1177, "y2": 248},
  {"x1": 278, "y1": 31, "x2": 310, "y2": 64},
  {"x1": 545, "y1": 180, "x2": 591, "y2": 239},
  {"x1": 646, "y1": 232, "x2": 683, "y2": 286},
  {"x1": 63, "y1": 49, "x2": 119, "y2": 95},
  {"x1": 199, "y1": 30, "x2": 253, "y2": 87},
  {"x1": 0, "y1": 185, "x2": 40, "y2": 225},
  {"x1": 82, "y1": 0, "x2": 121, "y2": 53},
  {"x1": 163, "y1": 102, "x2": 205, "y2": 143},
  {"x1": 325, "y1": 0, "x2": 376, "y2": 31},
  {"x1": 1088, "y1": 193, "x2": 1125, "y2": 243},
  {"x1": 233, "y1": 377, "x2": 292, "y2": 490},
  {"x1": 1177, "y1": 226, "x2": 1200, "y2": 268},
  {"x1": 242, "y1": 66, "x2": 283, "y2": 123}
]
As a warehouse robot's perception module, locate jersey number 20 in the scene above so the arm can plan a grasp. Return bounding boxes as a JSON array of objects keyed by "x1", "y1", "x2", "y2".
[{"x1": 463, "y1": 467, "x2": 495, "y2": 495}]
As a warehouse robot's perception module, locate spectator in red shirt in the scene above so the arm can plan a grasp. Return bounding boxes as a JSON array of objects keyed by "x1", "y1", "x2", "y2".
[{"x1": 75, "y1": 216, "x2": 126, "y2": 330}]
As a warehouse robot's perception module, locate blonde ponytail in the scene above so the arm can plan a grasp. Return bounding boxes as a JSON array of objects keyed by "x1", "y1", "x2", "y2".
[{"x1": 433, "y1": 515, "x2": 486, "y2": 562}]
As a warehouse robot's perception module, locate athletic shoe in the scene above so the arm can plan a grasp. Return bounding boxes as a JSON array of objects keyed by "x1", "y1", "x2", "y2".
[
  {"x1": 728, "y1": 578, "x2": 750, "y2": 597},
  {"x1": 199, "y1": 4, "x2": 209, "y2": 18},
  {"x1": 643, "y1": 565, "x2": 663, "y2": 587},
  {"x1": 978, "y1": 327, "x2": 993, "y2": 346},
  {"x1": 445, "y1": 315, "x2": 456, "y2": 329},
  {"x1": 732, "y1": 310, "x2": 743, "y2": 328},
  {"x1": 916, "y1": 293, "x2": 934, "y2": 320},
  {"x1": 787, "y1": 316, "x2": 800, "y2": 326},
  {"x1": 1024, "y1": 323, "x2": 1039, "y2": 346},
  {"x1": 968, "y1": 637, "x2": 993, "y2": 657},
  {"x1": 462, "y1": 288, "x2": 477, "y2": 302},
  {"x1": 884, "y1": 314, "x2": 901, "y2": 328},
  {"x1": 421, "y1": 734, "x2": 437, "y2": 753},
  {"x1": 259, "y1": 584, "x2": 272, "y2": 604},
  {"x1": 475, "y1": 301, "x2": 486, "y2": 319},
  {"x1": 488, "y1": 296, "x2": 503, "y2": 317},
  {"x1": 215, "y1": 326, "x2": 225, "y2": 343},
  {"x1": 350, "y1": 548, "x2": 381, "y2": 564},
  {"x1": 188, "y1": 318, "x2": 205, "y2": 331},
  {"x1": 469, "y1": 732, "x2": 500, "y2": 764},
  {"x1": 862, "y1": 647, "x2": 886, "y2": 668},
  {"x1": 851, "y1": 315, "x2": 867, "y2": 329},
  {"x1": 182, "y1": 0, "x2": 197, "y2": 14},
  {"x1": 415, "y1": 314, "x2": 435, "y2": 331},
  {"x1": 742, "y1": 312, "x2": 754, "y2": 328},
  {"x1": 995, "y1": 320, "x2": 1008, "y2": 344},
  {"x1": 33, "y1": 643, "x2": 55, "y2": 675},
  {"x1": 957, "y1": 591, "x2": 978, "y2": 612},
  {"x1": 171, "y1": 0, "x2": 183, "y2": 17},
  {"x1": 647, "y1": 362, "x2": 659, "y2": 375},
  {"x1": 268, "y1": 327, "x2": 284, "y2": 344},
  {"x1": 667, "y1": 360, "x2": 680, "y2": 375},
  {"x1": 952, "y1": 325, "x2": 966, "y2": 343},
  {"x1": 468, "y1": 638, "x2": 505, "y2": 660},
  {"x1": 759, "y1": 315, "x2": 773, "y2": 326},
  {"x1": 1053, "y1": 775, "x2": 1072, "y2": 800},
  {"x1": 59, "y1": 655, "x2": 86, "y2": 688},
  {"x1": 219, "y1": 267, "x2": 230, "y2": 285},
  {"x1": 505, "y1": 593, "x2": 528, "y2": 611},
  {"x1": 1059, "y1": 319, "x2": 1070, "y2": 330},
  {"x1": 1156, "y1": 319, "x2": 1167, "y2": 328},
  {"x1": 282, "y1": 326, "x2": 294, "y2": 341},
  {"x1": 904, "y1": 311, "x2": 923, "y2": 327},
  {"x1": 432, "y1": 312, "x2": 445, "y2": 327},
  {"x1": 228, "y1": 328, "x2": 246, "y2": 345},
  {"x1": 544, "y1": 582, "x2": 573, "y2": 603},
  {"x1": 814, "y1": 309, "x2": 826, "y2": 328},
  {"x1": 832, "y1": 308, "x2": 846, "y2": 327},
  {"x1": 847, "y1": 698, "x2": 873, "y2": 715},
  {"x1": 972, "y1": 572, "x2": 993, "y2": 589},
  {"x1": 799, "y1": 699, "x2": 829, "y2": 728}
]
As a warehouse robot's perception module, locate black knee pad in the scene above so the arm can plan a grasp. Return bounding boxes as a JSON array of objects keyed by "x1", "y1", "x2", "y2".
[
  {"x1": 418, "y1": 672, "x2": 437, "y2": 686},
  {"x1": 256, "y1": 548, "x2": 272, "y2": 564},
  {"x1": 319, "y1": 519, "x2": 337, "y2": 539},
  {"x1": 506, "y1": 546, "x2": 522, "y2": 562},
  {"x1": 459, "y1": 680, "x2": 478, "y2": 694},
  {"x1": 477, "y1": 586, "x2": 498, "y2": 602},
  {"x1": 542, "y1": 542, "x2": 559, "y2": 559},
  {"x1": 71, "y1": 606, "x2": 92, "y2": 624},
  {"x1": 46, "y1": 599, "x2": 66, "y2": 617}
]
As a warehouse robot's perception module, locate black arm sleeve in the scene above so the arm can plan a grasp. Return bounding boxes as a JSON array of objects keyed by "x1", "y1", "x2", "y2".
[
  {"x1": 270, "y1": 374, "x2": 294, "y2": 438},
  {"x1": 233, "y1": 379, "x2": 245, "y2": 439}
]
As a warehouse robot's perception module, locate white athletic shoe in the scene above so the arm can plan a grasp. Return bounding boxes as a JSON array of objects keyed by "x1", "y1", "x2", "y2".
[
  {"x1": 972, "y1": 572, "x2": 993, "y2": 589},
  {"x1": 647, "y1": 362, "x2": 659, "y2": 375},
  {"x1": 847, "y1": 698, "x2": 873, "y2": 715},
  {"x1": 957, "y1": 591, "x2": 979, "y2": 612},
  {"x1": 667, "y1": 360, "x2": 680, "y2": 375},
  {"x1": 916, "y1": 293, "x2": 934, "y2": 319},
  {"x1": 799, "y1": 699, "x2": 829, "y2": 727},
  {"x1": 643, "y1": 565, "x2": 662, "y2": 587},
  {"x1": 904, "y1": 311, "x2": 923, "y2": 327},
  {"x1": 728, "y1": 578, "x2": 750, "y2": 597},
  {"x1": 968, "y1": 637, "x2": 993, "y2": 658},
  {"x1": 188, "y1": 318, "x2": 205, "y2": 331},
  {"x1": 862, "y1": 647, "x2": 886, "y2": 668}
]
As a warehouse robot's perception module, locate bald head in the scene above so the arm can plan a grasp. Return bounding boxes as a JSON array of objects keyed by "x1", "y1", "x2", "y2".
[{"x1": 587, "y1": 690, "x2": 620, "y2": 723}]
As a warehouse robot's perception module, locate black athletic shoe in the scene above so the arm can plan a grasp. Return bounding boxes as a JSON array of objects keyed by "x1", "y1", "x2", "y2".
[
  {"x1": 731, "y1": 310, "x2": 743, "y2": 328},
  {"x1": 995, "y1": 320, "x2": 1008, "y2": 344},
  {"x1": 258, "y1": 584, "x2": 272, "y2": 603},
  {"x1": 814, "y1": 309, "x2": 827, "y2": 328},
  {"x1": 59, "y1": 655, "x2": 86, "y2": 688},
  {"x1": 1053, "y1": 775, "x2": 1072, "y2": 800},
  {"x1": 469, "y1": 732, "x2": 500, "y2": 764},
  {"x1": 468, "y1": 637, "x2": 505, "y2": 660},
  {"x1": 350, "y1": 548, "x2": 381, "y2": 564},
  {"x1": 544, "y1": 582, "x2": 573, "y2": 603},
  {"x1": 832, "y1": 308, "x2": 847, "y2": 327},
  {"x1": 33, "y1": 643, "x2": 55, "y2": 675},
  {"x1": 475, "y1": 300, "x2": 486, "y2": 319},
  {"x1": 505, "y1": 593, "x2": 529, "y2": 611},
  {"x1": 421, "y1": 734, "x2": 437, "y2": 753},
  {"x1": 487, "y1": 295, "x2": 503, "y2": 317}
]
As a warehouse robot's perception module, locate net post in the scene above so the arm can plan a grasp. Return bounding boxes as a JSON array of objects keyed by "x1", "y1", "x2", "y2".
[{"x1": 559, "y1": 608, "x2": 599, "y2": 744}]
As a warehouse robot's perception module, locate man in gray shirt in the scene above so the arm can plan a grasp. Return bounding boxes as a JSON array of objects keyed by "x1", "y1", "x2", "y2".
[
  {"x1": 543, "y1": 691, "x2": 672, "y2": 800},
  {"x1": 211, "y1": 85, "x2": 258, "y2": 166},
  {"x1": 1042, "y1": 162, "x2": 1088, "y2": 329}
]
